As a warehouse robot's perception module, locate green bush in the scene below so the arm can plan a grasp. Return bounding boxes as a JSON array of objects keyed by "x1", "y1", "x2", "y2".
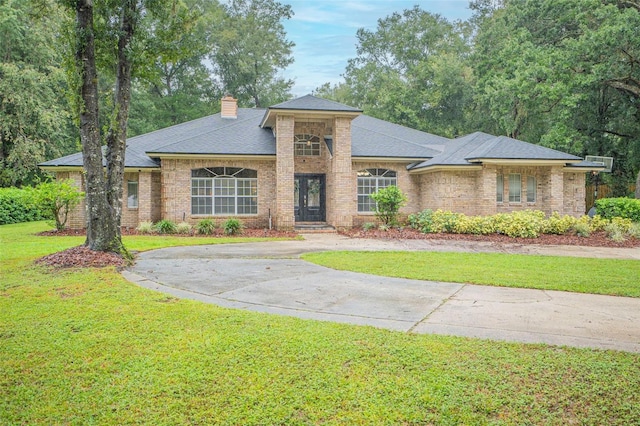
[
  {"x1": 408, "y1": 209, "x2": 434, "y2": 233},
  {"x1": 370, "y1": 185, "x2": 407, "y2": 226},
  {"x1": 176, "y1": 222, "x2": 193, "y2": 234},
  {"x1": 0, "y1": 187, "x2": 49, "y2": 225},
  {"x1": 136, "y1": 221, "x2": 155, "y2": 234},
  {"x1": 223, "y1": 218, "x2": 243, "y2": 235},
  {"x1": 573, "y1": 221, "x2": 591, "y2": 237},
  {"x1": 431, "y1": 210, "x2": 464, "y2": 233},
  {"x1": 28, "y1": 180, "x2": 84, "y2": 230},
  {"x1": 595, "y1": 197, "x2": 640, "y2": 222},
  {"x1": 496, "y1": 210, "x2": 546, "y2": 238},
  {"x1": 542, "y1": 212, "x2": 578, "y2": 235},
  {"x1": 155, "y1": 219, "x2": 177, "y2": 234},
  {"x1": 453, "y1": 214, "x2": 496, "y2": 235},
  {"x1": 196, "y1": 219, "x2": 216, "y2": 235}
]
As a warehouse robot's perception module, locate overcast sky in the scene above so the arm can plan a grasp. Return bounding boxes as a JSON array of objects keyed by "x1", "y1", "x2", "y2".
[{"x1": 279, "y1": 0, "x2": 473, "y2": 96}]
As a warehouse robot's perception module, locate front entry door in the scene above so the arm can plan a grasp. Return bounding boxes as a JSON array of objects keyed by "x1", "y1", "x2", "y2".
[{"x1": 294, "y1": 174, "x2": 325, "y2": 222}]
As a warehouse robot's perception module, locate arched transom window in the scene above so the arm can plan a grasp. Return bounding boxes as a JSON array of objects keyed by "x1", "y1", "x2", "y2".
[
  {"x1": 294, "y1": 134, "x2": 321, "y2": 156},
  {"x1": 191, "y1": 167, "x2": 257, "y2": 215},
  {"x1": 357, "y1": 168, "x2": 397, "y2": 212}
]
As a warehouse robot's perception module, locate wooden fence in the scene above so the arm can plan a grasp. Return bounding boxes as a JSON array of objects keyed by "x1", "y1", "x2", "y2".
[{"x1": 585, "y1": 184, "x2": 637, "y2": 211}]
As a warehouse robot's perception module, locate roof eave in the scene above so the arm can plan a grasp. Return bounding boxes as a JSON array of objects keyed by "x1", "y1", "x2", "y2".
[
  {"x1": 467, "y1": 158, "x2": 581, "y2": 165},
  {"x1": 145, "y1": 152, "x2": 277, "y2": 160},
  {"x1": 260, "y1": 109, "x2": 362, "y2": 129},
  {"x1": 408, "y1": 164, "x2": 484, "y2": 174},
  {"x1": 352, "y1": 156, "x2": 431, "y2": 163}
]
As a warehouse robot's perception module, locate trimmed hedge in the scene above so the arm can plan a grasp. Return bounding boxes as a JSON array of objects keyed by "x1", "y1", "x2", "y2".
[
  {"x1": 0, "y1": 187, "x2": 49, "y2": 225},
  {"x1": 595, "y1": 197, "x2": 640, "y2": 222}
]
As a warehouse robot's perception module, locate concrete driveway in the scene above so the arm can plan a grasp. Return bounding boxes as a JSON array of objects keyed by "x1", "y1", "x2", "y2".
[{"x1": 123, "y1": 234, "x2": 640, "y2": 353}]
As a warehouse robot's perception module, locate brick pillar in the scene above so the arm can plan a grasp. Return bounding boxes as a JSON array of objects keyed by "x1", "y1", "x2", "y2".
[
  {"x1": 479, "y1": 164, "x2": 498, "y2": 216},
  {"x1": 138, "y1": 172, "x2": 152, "y2": 223},
  {"x1": 329, "y1": 116, "x2": 354, "y2": 228},
  {"x1": 549, "y1": 166, "x2": 564, "y2": 213},
  {"x1": 275, "y1": 115, "x2": 295, "y2": 229}
]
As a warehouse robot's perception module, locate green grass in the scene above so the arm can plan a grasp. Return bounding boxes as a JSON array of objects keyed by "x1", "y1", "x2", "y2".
[
  {"x1": 2, "y1": 222, "x2": 640, "y2": 424},
  {"x1": 302, "y1": 251, "x2": 640, "y2": 297}
]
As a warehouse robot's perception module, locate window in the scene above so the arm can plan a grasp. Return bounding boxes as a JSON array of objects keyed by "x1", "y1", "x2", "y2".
[
  {"x1": 496, "y1": 174, "x2": 504, "y2": 203},
  {"x1": 357, "y1": 168, "x2": 397, "y2": 212},
  {"x1": 191, "y1": 167, "x2": 257, "y2": 215},
  {"x1": 508, "y1": 174, "x2": 521, "y2": 203},
  {"x1": 127, "y1": 181, "x2": 138, "y2": 208},
  {"x1": 294, "y1": 134, "x2": 321, "y2": 156},
  {"x1": 527, "y1": 176, "x2": 536, "y2": 203}
]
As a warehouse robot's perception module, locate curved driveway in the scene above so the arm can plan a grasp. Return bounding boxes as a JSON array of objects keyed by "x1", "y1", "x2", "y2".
[{"x1": 123, "y1": 234, "x2": 640, "y2": 353}]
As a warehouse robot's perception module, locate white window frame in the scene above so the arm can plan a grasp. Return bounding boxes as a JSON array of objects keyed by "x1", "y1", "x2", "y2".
[
  {"x1": 357, "y1": 168, "x2": 397, "y2": 213},
  {"x1": 527, "y1": 176, "x2": 536, "y2": 203},
  {"x1": 191, "y1": 167, "x2": 257, "y2": 216},
  {"x1": 127, "y1": 180, "x2": 138, "y2": 208},
  {"x1": 496, "y1": 174, "x2": 504, "y2": 203},
  {"x1": 509, "y1": 173, "x2": 522, "y2": 203}
]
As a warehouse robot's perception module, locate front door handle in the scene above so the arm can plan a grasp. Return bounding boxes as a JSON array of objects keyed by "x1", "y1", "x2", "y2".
[{"x1": 303, "y1": 195, "x2": 307, "y2": 207}]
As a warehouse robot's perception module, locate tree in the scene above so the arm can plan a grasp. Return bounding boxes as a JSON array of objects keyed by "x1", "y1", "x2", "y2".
[
  {"x1": 0, "y1": 0, "x2": 77, "y2": 187},
  {"x1": 66, "y1": 0, "x2": 142, "y2": 254},
  {"x1": 30, "y1": 179, "x2": 84, "y2": 230},
  {"x1": 471, "y1": 0, "x2": 640, "y2": 191},
  {"x1": 128, "y1": 0, "x2": 224, "y2": 136},
  {"x1": 340, "y1": 6, "x2": 473, "y2": 137},
  {"x1": 211, "y1": 0, "x2": 294, "y2": 107}
]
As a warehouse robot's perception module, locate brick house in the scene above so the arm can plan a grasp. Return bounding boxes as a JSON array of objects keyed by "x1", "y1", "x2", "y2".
[{"x1": 40, "y1": 95, "x2": 602, "y2": 230}]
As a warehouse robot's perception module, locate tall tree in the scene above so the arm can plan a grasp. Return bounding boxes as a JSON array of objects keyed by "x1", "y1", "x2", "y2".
[
  {"x1": 128, "y1": 0, "x2": 224, "y2": 136},
  {"x1": 67, "y1": 0, "x2": 142, "y2": 253},
  {"x1": 340, "y1": 6, "x2": 473, "y2": 137},
  {"x1": 211, "y1": 0, "x2": 294, "y2": 107},
  {"x1": 0, "y1": 0, "x2": 77, "y2": 187},
  {"x1": 471, "y1": 0, "x2": 640, "y2": 193}
]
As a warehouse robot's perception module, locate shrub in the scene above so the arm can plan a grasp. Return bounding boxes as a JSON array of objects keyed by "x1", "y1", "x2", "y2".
[
  {"x1": 573, "y1": 221, "x2": 591, "y2": 237},
  {"x1": 136, "y1": 221, "x2": 155, "y2": 234},
  {"x1": 453, "y1": 214, "x2": 496, "y2": 235},
  {"x1": 378, "y1": 223, "x2": 390, "y2": 231},
  {"x1": 408, "y1": 209, "x2": 434, "y2": 233},
  {"x1": 28, "y1": 180, "x2": 84, "y2": 230},
  {"x1": 595, "y1": 197, "x2": 640, "y2": 222},
  {"x1": 628, "y1": 223, "x2": 640, "y2": 239},
  {"x1": 587, "y1": 215, "x2": 609, "y2": 232},
  {"x1": 370, "y1": 185, "x2": 407, "y2": 226},
  {"x1": 495, "y1": 210, "x2": 545, "y2": 238},
  {"x1": 362, "y1": 222, "x2": 376, "y2": 231},
  {"x1": 176, "y1": 222, "x2": 193, "y2": 234},
  {"x1": 431, "y1": 210, "x2": 463, "y2": 233},
  {"x1": 223, "y1": 218, "x2": 243, "y2": 235},
  {"x1": 0, "y1": 187, "x2": 48, "y2": 225},
  {"x1": 542, "y1": 212, "x2": 577, "y2": 235},
  {"x1": 155, "y1": 219, "x2": 177, "y2": 234},
  {"x1": 605, "y1": 222, "x2": 627, "y2": 242},
  {"x1": 196, "y1": 219, "x2": 216, "y2": 235}
]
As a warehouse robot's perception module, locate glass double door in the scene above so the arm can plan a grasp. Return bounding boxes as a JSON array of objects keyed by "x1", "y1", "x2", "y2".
[{"x1": 294, "y1": 174, "x2": 325, "y2": 222}]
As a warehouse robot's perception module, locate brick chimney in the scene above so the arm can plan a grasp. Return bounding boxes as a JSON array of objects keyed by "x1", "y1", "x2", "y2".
[{"x1": 221, "y1": 94, "x2": 238, "y2": 119}]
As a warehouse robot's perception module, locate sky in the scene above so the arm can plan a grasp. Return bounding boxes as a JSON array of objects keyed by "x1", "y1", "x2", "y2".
[{"x1": 279, "y1": 0, "x2": 474, "y2": 97}]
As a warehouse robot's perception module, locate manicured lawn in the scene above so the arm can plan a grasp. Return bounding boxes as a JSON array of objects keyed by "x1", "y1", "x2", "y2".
[
  {"x1": 302, "y1": 251, "x2": 640, "y2": 297},
  {"x1": 2, "y1": 222, "x2": 640, "y2": 424}
]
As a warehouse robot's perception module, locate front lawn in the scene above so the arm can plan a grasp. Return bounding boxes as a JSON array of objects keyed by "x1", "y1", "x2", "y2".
[
  {"x1": 303, "y1": 251, "x2": 640, "y2": 297},
  {"x1": 2, "y1": 222, "x2": 640, "y2": 424}
]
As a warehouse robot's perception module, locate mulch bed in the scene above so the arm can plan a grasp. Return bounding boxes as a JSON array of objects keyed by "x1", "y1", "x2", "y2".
[
  {"x1": 341, "y1": 228, "x2": 640, "y2": 248},
  {"x1": 35, "y1": 226, "x2": 639, "y2": 270}
]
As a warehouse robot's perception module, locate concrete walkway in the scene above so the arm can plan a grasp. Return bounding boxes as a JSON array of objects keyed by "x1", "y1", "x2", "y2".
[{"x1": 123, "y1": 234, "x2": 640, "y2": 353}]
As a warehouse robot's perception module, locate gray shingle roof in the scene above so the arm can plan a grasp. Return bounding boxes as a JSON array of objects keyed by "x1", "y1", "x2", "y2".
[
  {"x1": 351, "y1": 115, "x2": 446, "y2": 158},
  {"x1": 268, "y1": 95, "x2": 362, "y2": 112},
  {"x1": 410, "y1": 132, "x2": 582, "y2": 171},
  {"x1": 40, "y1": 98, "x2": 587, "y2": 171}
]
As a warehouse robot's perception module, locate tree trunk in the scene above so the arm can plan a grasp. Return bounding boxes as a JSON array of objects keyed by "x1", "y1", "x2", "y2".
[
  {"x1": 104, "y1": 0, "x2": 139, "y2": 254},
  {"x1": 75, "y1": 0, "x2": 120, "y2": 253},
  {"x1": 636, "y1": 170, "x2": 640, "y2": 199}
]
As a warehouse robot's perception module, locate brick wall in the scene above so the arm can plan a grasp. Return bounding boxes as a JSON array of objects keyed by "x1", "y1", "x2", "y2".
[
  {"x1": 275, "y1": 115, "x2": 295, "y2": 229},
  {"x1": 328, "y1": 117, "x2": 354, "y2": 229},
  {"x1": 161, "y1": 158, "x2": 277, "y2": 228},
  {"x1": 419, "y1": 170, "x2": 483, "y2": 215}
]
